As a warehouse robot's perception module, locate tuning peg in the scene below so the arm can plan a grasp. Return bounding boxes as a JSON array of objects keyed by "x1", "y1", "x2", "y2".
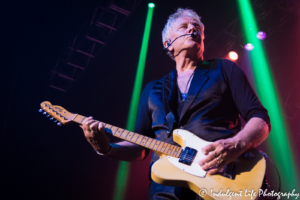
[
  {"x1": 46, "y1": 115, "x2": 50, "y2": 117},
  {"x1": 43, "y1": 112, "x2": 47, "y2": 115},
  {"x1": 39, "y1": 109, "x2": 43, "y2": 112},
  {"x1": 57, "y1": 122, "x2": 61, "y2": 126},
  {"x1": 50, "y1": 117, "x2": 54, "y2": 120}
]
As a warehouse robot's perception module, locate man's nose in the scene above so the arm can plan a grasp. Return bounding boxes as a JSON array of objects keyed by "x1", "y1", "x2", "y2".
[{"x1": 187, "y1": 24, "x2": 196, "y2": 33}]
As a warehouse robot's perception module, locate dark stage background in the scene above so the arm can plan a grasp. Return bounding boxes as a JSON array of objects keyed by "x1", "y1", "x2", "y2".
[{"x1": 1, "y1": 0, "x2": 300, "y2": 199}]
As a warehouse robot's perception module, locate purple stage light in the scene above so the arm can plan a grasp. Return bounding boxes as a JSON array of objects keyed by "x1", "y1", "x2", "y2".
[
  {"x1": 244, "y1": 43, "x2": 254, "y2": 51},
  {"x1": 256, "y1": 31, "x2": 266, "y2": 40}
]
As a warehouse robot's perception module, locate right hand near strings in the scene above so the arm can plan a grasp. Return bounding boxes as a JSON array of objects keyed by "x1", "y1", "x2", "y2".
[{"x1": 80, "y1": 116, "x2": 111, "y2": 154}]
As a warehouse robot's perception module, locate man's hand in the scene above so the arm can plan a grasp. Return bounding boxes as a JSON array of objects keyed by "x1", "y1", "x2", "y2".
[
  {"x1": 198, "y1": 138, "x2": 247, "y2": 175},
  {"x1": 199, "y1": 117, "x2": 269, "y2": 175},
  {"x1": 80, "y1": 116, "x2": 111, "y2": 154}
]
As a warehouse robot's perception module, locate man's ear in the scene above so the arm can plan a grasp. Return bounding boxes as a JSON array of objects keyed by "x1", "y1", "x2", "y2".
[{"x1": 163, "y1": 40, "x2": 174, "y2": 51}]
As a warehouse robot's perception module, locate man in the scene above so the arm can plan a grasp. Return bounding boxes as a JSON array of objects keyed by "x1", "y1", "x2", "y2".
[{"x1": 81, "y1": 8, "x2": 270, "y2": 200}]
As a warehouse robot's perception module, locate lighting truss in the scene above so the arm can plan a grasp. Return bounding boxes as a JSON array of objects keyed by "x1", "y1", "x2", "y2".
[{"x1": 50, "y1": 0, "x2": 143, "y2": 92}]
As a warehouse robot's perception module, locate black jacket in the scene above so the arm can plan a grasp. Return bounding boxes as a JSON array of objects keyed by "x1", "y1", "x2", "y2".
[{"x1": 135, "y1": 59, "x2": 270, "y2": 163}]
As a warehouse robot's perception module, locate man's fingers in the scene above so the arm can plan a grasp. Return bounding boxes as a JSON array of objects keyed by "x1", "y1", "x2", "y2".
[
  {"x1": 90, "y1": 121, "x2": 99, "y2": 132},
  {"x1": 82, "y1": 117, "x2": 94, "y2": 128},
  {"x1": 200, "y1": 156, "x2": 219, "y2": 170},
  {"x1": 207, "y1": 162, "x2": 227, "y2": 175},
  {"x1": 98, "y1": 123, "x2": 105, "y2": 132},
  {"x1": 201, "y1": 143, "x2": 216, "y2": 155},
  {"x1": 199, "y1": 150, "x2": 217, "y2": 166},
  {"x1": 81, "y1": 117, "x2": 94, "y2": 131},
  {"x1": 82, "y1": 116, "x2": 93, "y2": 124},
  {"x1": 207, "y1": 168, "x2": 218, "y2": 175}
]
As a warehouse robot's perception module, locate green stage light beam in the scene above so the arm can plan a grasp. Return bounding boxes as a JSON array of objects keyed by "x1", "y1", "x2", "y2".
[
  {"x1": 237, "y1": 0, "x2": 300, "y2": 192},
  {"x1": 113, "y1": 4, "x2": 155, "y2": 200},
  {"x1": 126, "y1": 3, "x2": 154, "y2": 132}
]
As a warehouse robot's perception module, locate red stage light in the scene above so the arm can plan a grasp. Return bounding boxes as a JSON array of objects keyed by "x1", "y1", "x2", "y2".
[{"x1": 228, "y1": 51, "x2": 238, "y2": 61}]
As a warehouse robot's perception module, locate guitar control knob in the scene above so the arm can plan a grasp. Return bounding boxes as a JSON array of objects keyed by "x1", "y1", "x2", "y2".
[
  {"x1": 57, "y1": 122, "x2": 61, "y2": 126},
  {"x1": 39, "y1": 109, "x2": 43, "y2": 112}
]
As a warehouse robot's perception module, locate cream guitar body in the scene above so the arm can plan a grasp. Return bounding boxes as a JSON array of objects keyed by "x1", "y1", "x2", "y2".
[
  {"x1": 40, "y1": 101, "x2": 266, "y2": 200},
  {"x1": 151, "y1": 129, "x2": 266, "y2": 200}
]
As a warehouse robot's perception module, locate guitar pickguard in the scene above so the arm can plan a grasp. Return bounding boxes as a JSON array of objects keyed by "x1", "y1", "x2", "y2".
[{"x1": 167, "y1": 129, "x2": 211, "y2": 177}]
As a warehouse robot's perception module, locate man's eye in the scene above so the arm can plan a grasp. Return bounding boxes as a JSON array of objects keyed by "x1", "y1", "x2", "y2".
[{"x1": 179, "y1": 26, "x2": 187, "y2": 29}]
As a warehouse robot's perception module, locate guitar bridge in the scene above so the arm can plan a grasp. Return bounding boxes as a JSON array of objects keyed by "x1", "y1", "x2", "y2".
[
  {"x1": 179, "y1": 147, "x2": 197, "y2": 165},
  {"x1": 220, "y1": 162, "x2": 236, "y2": 179}
]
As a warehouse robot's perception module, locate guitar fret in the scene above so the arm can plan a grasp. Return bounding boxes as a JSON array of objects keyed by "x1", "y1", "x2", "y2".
[
  {"x1": 167, "y1": 145, "x2": 175, "y2": 155},
  {"x1": 169, "y1": 145, "x2": 176, "y2": 155},
  {"x1": 140, "y1": 137, "x2": 149, "y2": 147},
  {"x1": 104, "y1": 124, "x2": 114, "y2": 135},
  {"x1": 177, "y1": 147, "x2": 182, "y2": 157},
  {"x1": 80, "y1": 116, "x2": 86, "y2": 123},
  {"x1": 175, "y1": 148, "x2": 182, "y2": 158},
  {"x1": 71, "y1": 114, "x2": 78, "y2": 121},
  {"x1": 133, "y1": 134, "x2": 139, "y2": 143},
  {"x1": 153, "y1": 141, "x2": 161, "y2": 150},
  {"x1": 172, "y1": 147, "x2": 177, "y2": 157},
  {"x1": 173, "y1": 147, "x2": 181, "y2": 157},
  {"x1": 130, "y1": 134, "x2": 139, "y2": 143},
  {"x1": 120, "y1": 130, "x2": 130, "y2": 139},
  {"x1": 136, "y1": 135, "x2": 144, "y2": 144},
  {"x1": 105, "y1": 124, "x2": 113, "y2": 129},
  {"x1": 125, "y1": 132, "x2": 134, "y2": 141},
  {"x1": 114, "y1": 128, "x2": 124, "y2": 137},
  {"x1": 111, "y1": 126, "x2": 119, "y2": 135},
  {"x1": 145, "y1": 138, "x2": 153, "y2": 147},
  {"x1": 157, "y1": 142, "x2": 164, "y2": 152},
  {"x1": 163, "y1": 144, "x2": 171, "y2": 154},
  {"x1": 149, "y1": 140, "x2": 157, "y2": 149},
  {"x1": 72, "y1": 115, "x2": 85, "y2": 124},
  {"x1": 160, "y1": 143, "x2": 168, "y2": 153}
]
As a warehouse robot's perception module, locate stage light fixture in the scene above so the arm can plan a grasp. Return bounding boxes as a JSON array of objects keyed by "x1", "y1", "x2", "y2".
[
  {"x1": 228, "y1": 51, "x2": 238, "y2": 61},
  {"x1": 244, "y1": 43, "x2": 254, "y2": 51},
  {"x1": 256, "y1": 31, "x2": 266, "y2": 40},
  {"x1": 148, "y1": 3, "x2": 155, "y2": 8}
]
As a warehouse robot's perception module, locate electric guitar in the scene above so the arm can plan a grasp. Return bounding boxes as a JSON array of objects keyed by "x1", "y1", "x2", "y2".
[{"x1": 40, "y1": 101, "x2": 266, "y2": 200}]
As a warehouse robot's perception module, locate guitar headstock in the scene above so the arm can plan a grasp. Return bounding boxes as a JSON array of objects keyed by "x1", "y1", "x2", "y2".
[{"x1": 39, "y1": 101, "x2": 75, "y2": 125}]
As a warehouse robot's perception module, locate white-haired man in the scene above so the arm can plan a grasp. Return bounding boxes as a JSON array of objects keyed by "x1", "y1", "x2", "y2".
[{"x1": 81, "y1": 8, "x2": 270, "y2": 199}]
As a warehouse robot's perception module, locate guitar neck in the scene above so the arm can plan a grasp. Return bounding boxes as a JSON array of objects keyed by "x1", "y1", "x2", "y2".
[{"x1": 72, "y1": 114, "x2": 182, "y2": 158}]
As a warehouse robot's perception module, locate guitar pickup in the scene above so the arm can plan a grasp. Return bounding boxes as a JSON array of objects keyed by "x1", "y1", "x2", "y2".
[{"x1": 179, "y1": 147, "x2": 197, "y2": 165}]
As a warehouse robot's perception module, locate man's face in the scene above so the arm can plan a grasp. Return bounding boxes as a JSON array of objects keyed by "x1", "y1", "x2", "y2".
[{"x1": 167, "y1": 16, "x2": 204, "y2": 59}]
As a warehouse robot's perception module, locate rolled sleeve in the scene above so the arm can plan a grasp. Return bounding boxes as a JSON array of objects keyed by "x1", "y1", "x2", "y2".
[{"x1": 222, "y1": 59, "x2": 271, "y2": 131}]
